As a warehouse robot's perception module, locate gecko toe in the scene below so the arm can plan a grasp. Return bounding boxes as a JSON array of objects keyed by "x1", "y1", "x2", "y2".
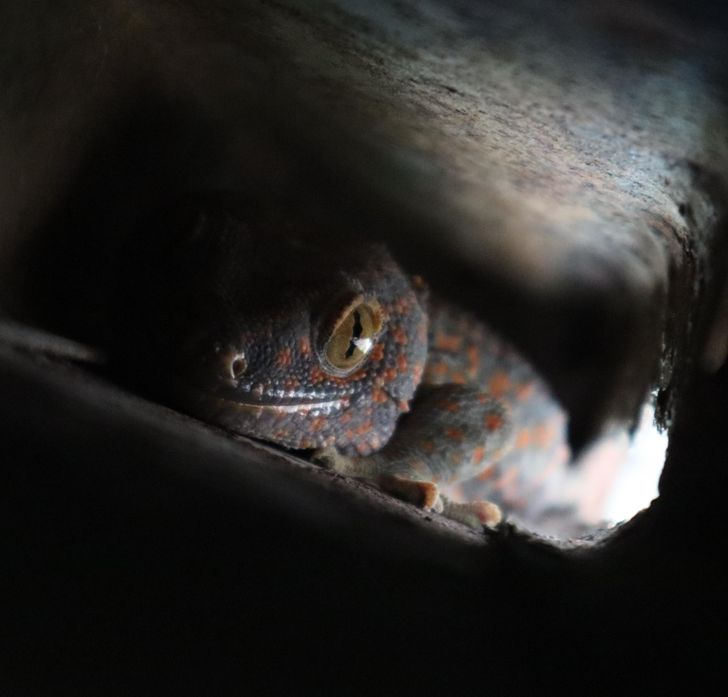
[
  {"x1": 378, "y1": 474, "x2": 440, "y2": 509},
  {"x1": 440, "y1": 496, "x2": 502, "y2": 528}
]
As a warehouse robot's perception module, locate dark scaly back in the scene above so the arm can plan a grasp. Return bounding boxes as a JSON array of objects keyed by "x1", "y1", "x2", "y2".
[{"x1": 423, "y1": 297, "x2": 570, "y2": 513}]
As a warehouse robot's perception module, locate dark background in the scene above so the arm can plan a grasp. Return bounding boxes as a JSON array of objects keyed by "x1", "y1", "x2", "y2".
[{"x1": 1, "y1": 1, "x2": 727, "y2": 694}]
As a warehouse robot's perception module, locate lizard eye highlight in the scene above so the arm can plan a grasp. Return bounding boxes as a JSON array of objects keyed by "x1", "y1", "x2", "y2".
[{"x1": 323, "y1": 298, "x2": 382, "y2": 373}]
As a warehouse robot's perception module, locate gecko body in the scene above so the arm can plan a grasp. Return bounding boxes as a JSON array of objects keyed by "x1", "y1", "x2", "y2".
[{"x1": 117, "y1": 202, "x2": 570, "y2": 526}]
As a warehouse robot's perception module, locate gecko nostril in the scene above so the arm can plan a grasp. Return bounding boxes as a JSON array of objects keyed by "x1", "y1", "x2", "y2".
[{"x1": 230, "y1": 355, "x2": 248, "y2": 379}]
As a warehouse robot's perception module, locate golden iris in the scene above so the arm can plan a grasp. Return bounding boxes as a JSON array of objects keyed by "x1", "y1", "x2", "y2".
[{"x1": 323, "y1": 298, "x2": 382, "y2": 373}]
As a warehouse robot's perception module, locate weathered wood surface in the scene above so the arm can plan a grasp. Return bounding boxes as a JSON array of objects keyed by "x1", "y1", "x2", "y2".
[
  {"x1": 1, "y1": 0, "x2": 728, "y2": 692},
  {"x1": 3, "y1": 0, "x2": 727, "y2": 443}
]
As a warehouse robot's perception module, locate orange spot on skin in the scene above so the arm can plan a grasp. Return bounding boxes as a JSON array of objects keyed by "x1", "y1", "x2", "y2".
[
  {"x1": 450, "y1": 371, "x2": 466, "y2": 385},
  {"x1": 516, "y1": 382, "x2": 535, "y2": 402},
  {"x1": 393, "y1": 297, "x2": 412, "y2": 314},
  {"x1": 429, "y1": 361, "x2": 449, "y2": 377},
  {"x1": 485, "y1": 413, "x2": 504, "y2": 431},
  {"x1": 515, "y1": 429, "x2": 531, "y2": 449},
  {"x1": 310, "y1": 417, "x2": 326, "y2": 432},
  {"x1": 467, "y1": 344, "x2": 480, "y2": 375},
  {"x1": 355, "y1": 421, "x2": 374, "y2": 435},
  {"x1": 355, "y1": 441, "x2": 371, "y2": 455},
  {"x1": 298, "y1": 336, "x2": 311, "y2": 355},
  {"x1": 488, "y1": 372, "x2": 511, "y2": 398},
  {"x1": 396, "y1": 354, "x2": 408, "y2": 372},
  {"x1": 445, "y1": 427, "x2": 464, "y2": 442},
  {"x1": 370, "y1": 343, "x2": 385, "y2": 361},
  {"x1": 477, "y1": 464, "x2": 496, "y2": 480},
  {"x1": 383, "y1": 368, "x2": 398, "y2": 382},
  {"x1": 473, "y1": 446, "x2": 486, "y2": 465},
  {"x1": 434, "y1": 333, "x2": 462, "y2": 352},
  {"x1": 439, "y1": 400, "x2": 460, "y2": 413},
  {"x1": 421, "y1": 441, "x2": 435, "y2": 454},
  {"x1": 391, "y1": 327, "x2": 408, "y2": 345},
  {"x1": 276, "y1": 347, "x2": 293, "y2": 367},
  {"x1": 309, "y1": 366, "x2": 328, "y2": 384},
  {"x1": 411, "y1": 362, "x2": 424, "y2": 384},
  {"x1": 532, "y1": 422, "x2": 557, "y2": 446},
  {"x1": 372, "y1": 389, "x2": 389, "y2": 404}
]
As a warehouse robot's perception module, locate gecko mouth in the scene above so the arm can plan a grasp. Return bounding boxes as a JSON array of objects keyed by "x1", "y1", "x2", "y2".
[
  {"x1": 185, "y1": 384, "x2": 350, "y2": 415},
  {"x1": 225, "y1": 394, "x2": 348, "y2": 414}
]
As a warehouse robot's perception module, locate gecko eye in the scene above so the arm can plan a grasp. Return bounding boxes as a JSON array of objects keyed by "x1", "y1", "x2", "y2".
[
  {"x1": 322, "y1": 298, "x2": 383, "y2": 374},
  {"x1": 230, "y1": 354, "x2": 248, "y2": 379}
]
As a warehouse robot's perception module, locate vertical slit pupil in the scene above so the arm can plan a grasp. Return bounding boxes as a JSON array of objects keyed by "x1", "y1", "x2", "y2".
[{"x1": 345, "y1": 309, "x2": 363, "y2": 358}]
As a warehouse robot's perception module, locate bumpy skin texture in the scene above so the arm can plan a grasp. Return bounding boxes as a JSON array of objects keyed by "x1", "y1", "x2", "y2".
[
  {"x1": 120, "y1": 203, "x2": 569, "y2": 524},
  {"x1": 420, "y1": 298, "x2": 569, "y2": 513}
]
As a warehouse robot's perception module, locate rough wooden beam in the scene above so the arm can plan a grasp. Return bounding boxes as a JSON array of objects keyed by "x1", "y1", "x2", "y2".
[
  {"x1": 4, "y1": 1, "x2": 727, "y2": 445},
  {"x1": 2, "y1": 1, "x2": 728, "y2": 692}
]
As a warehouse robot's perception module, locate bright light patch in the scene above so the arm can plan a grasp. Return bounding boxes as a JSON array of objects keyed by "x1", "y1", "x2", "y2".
[{"x1": 601, "y1": 403, "x2": 667, "y2": 525}]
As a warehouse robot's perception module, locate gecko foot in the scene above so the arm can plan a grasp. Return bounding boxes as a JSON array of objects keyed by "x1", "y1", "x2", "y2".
[
  {"x1": 312, "y1": 446, "x2": 349, "y2": 472},
  {"x1": 440, "y1": 496, "x2": 502, "y2": 528},
  {"x1": 377, "y1": 474, "x2": 440, "y2": 510},
  {"x1": 312, "y1": 448, "x2": 499, "y2": 527},
  {"x1": 312, "y1": 449, "x2": 441, "y2": 511}
]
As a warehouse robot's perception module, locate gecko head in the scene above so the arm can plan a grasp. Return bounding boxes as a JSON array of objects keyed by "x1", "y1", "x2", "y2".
[{"x1": 125, "y1": 203, "x2": 428, "y2": 456}]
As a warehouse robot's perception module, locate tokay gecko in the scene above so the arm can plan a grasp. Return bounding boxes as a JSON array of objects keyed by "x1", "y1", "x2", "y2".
[{"x1": 117, "y1": 202, "x2": 572, "y2": 528}]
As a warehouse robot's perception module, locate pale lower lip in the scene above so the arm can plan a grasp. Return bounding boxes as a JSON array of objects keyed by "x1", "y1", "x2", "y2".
[
  {"x1": 212, "y1": 391, "x2": 348, "y2": 414},
  {"x1": 180, "y1": 381, "x2": 350, "y2": 415},
  {"x1": 236, "y1": 399, "x2": 346, "y2": 414}
]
